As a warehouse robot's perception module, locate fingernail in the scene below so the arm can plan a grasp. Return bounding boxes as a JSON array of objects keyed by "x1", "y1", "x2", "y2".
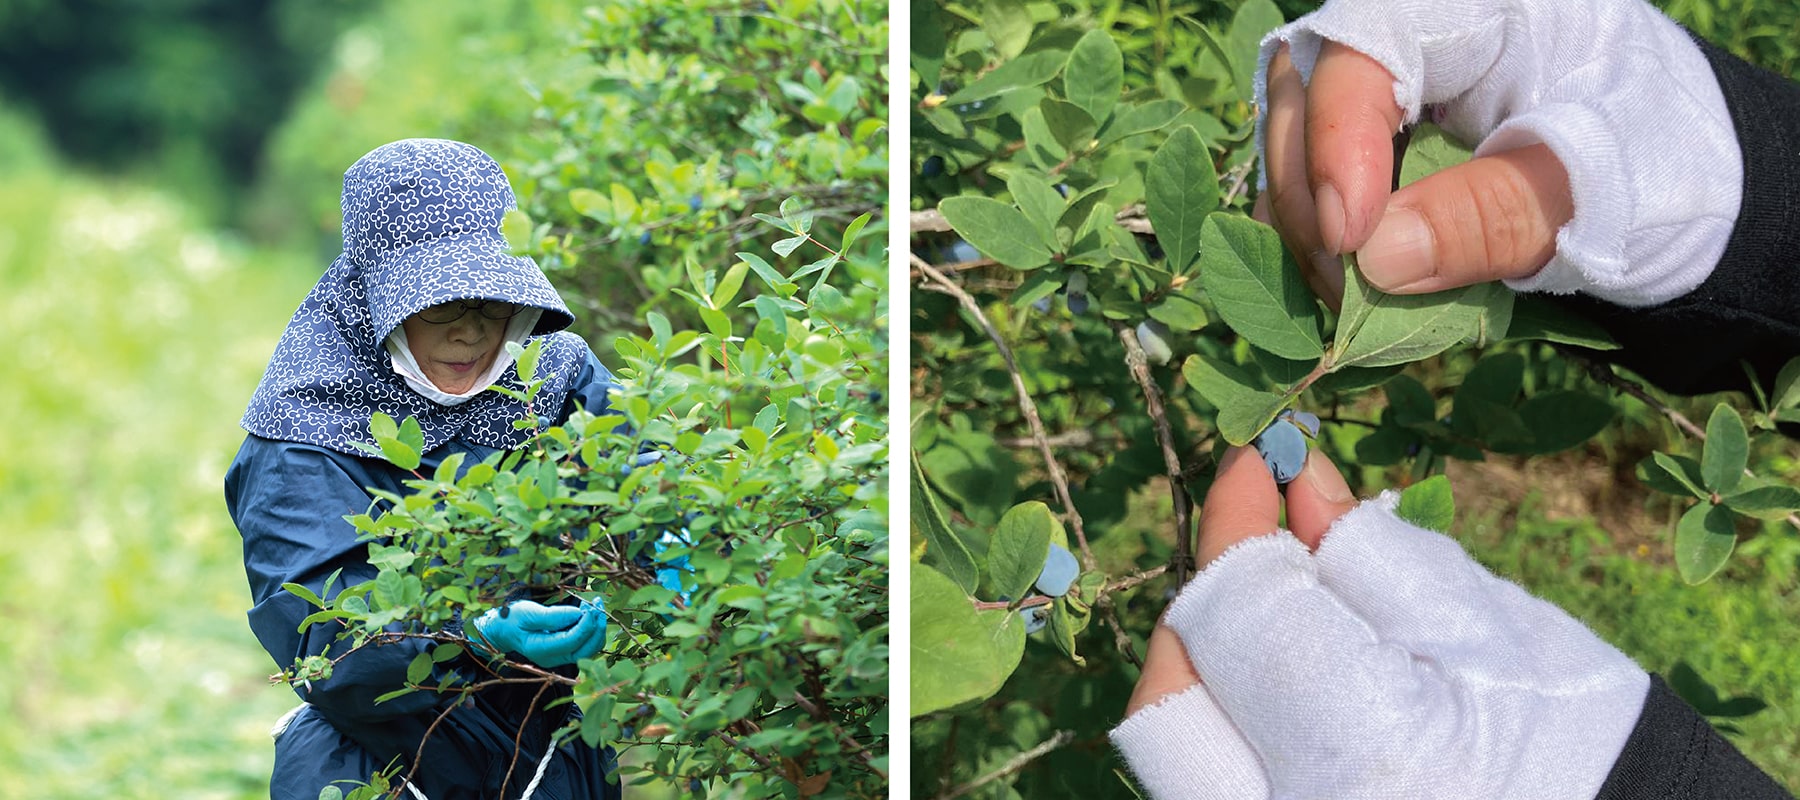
[
  {"x1": 1299, "y1": 451, "x2": 1354, "y2": 505},
  {"x1": 1310, "y1": 250, "x2": 1345, "y2": 302},
  {"x1": 1314, "y1": 183, "x2": 1346, "y2": 254},
  {"x1": 1358, "y1": 208, "x2": 1435, "y2": 290}
]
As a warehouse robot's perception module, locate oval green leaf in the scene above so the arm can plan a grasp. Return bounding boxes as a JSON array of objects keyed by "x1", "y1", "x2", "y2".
[
  {"x1": 1147, "y1": 127, "x2": 1217, "y2": 275},
  {"x1": 938, "y1": 196, "x2": 1054, "y2": 270},
  {"x1": 988, "y1": 501, "x2": 1058, "y2": 602},
  {"x1": 911, "y1": 564, "x2": 1026, "y2": 717},
  {"x1": 1675, "y1": 502, "x2": 1737, "y2": 585},
  {"x1": 1199, "y1": 215, "x2": 1322, "y2": 359},
  {"x1": 1064, "y1": 29, "x2": 1123, "y2": 124},
  {"x1": 1701, "y1": 403, "x2": 1748, "y2": 494}
]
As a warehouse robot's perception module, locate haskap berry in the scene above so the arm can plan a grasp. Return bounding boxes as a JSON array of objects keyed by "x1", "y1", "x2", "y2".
[
  {"x1": 1020, "y1": 603, "x2": 1050, "y2": 634},
  {"x1": 1253, "y1": 418, "x2": 1307, "y2": 484},
  {"x1": 1035, "y1": 543, "x2": 1079, "y2": 596}
]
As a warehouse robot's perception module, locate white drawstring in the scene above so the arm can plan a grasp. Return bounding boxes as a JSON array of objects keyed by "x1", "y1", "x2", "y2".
[{"x1": 273, "y1": 703, "x2": 558, "y2": 800}]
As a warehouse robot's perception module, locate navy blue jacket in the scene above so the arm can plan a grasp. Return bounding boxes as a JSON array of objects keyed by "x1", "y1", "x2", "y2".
[{"x1": 226, "y1": 352, "x2": 624, "y2": 800}]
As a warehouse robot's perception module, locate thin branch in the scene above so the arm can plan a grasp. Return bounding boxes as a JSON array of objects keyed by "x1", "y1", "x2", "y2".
[
  {"x1": 931, "y1": 730, "x2": 1076, "y2": 800},
  {"x1": 971, "y1": 564, "x2": 1169, "y2": 611},
  {"x1": 1112, "y1": 322, "x2": 1196, "y2": 585},
  {"x1": 915, "y1": 255, "x2": 1096, "y2": 569},
  {"x1": 997, "y1": 430, "x2": 1100, "y2": 449},
  {"x1": 911, "y1": 205, "x2": 1154, "y2": 236},
  {"x1": 1562, "y1": 348, "x2": 1800, "y2": 533}
]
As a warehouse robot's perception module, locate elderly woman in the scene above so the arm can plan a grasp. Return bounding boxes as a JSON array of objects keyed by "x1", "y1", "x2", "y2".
[{"x1": 225, "y1": 139, "x2": 623, "y2": 800}]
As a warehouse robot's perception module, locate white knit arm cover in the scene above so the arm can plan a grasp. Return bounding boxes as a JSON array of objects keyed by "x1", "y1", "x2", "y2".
[
  {"x1": 1111, "y1": 494, "x2": 1648, "y2": 799},
  {"x1": 1255, "y1": 0, "x2": 1742, "y2": 307}
]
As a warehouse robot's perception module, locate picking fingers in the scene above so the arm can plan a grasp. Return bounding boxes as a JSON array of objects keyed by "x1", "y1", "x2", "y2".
[{"x1": 1358, "y1": 143, "x2": 1572, "y2": 293}]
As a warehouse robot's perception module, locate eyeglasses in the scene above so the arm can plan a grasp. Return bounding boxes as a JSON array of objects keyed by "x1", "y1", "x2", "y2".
[{"x1": 415, "y1": 299, "x2": 524, "y2": 324}]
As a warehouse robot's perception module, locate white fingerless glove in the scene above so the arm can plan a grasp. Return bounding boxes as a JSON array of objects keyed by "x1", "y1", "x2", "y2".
[
  {"x1": 1256, "y1": 0, "x2": 1742, "y2": 307},
  {"x1": 1111, "y1": 493, "x2": 1649, "y2": 799}
]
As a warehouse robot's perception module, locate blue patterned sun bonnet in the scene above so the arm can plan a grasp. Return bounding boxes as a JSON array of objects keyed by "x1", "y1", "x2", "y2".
[{"x1": 240, "y1": 138, "x2": 589, "y2": 456}]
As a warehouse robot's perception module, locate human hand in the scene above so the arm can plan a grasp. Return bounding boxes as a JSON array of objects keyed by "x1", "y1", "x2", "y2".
[
  {"x1": 1255, "y1": 0, "x2": 1738, "y2": 310},
  {"x1": 471, "y1": 598, "x2": 607, "y2": 668},
  {"x1": 1112, "y1": 446, "x2": 1649, "y2": 798}
]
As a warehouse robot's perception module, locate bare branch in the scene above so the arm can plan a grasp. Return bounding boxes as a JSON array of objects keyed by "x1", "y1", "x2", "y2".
[
  {"x1": 931, "y1": 730, "x2": 1077, "y2": 800},
  {"x1": 914, "y1": 255, "x2": 1097, "y2": 569},
  {"x1": 1112, "y1": 322, "x2": 1196, "y2": 585}
]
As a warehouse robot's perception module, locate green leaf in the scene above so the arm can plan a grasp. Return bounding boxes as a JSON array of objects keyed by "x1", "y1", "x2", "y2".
[
  {"x1": 939, "y1": 197, "x2": 1054, "y2": 270},
  {"x1": 515, "y1": 339, "x2": 542, "y2": 386},
  {"x1": 1199, "y1": 214, "x2": 1323, "y2": 359},
  {"x1": 370, "y1": 411, "x2": 398, "y2": 442},
  {"x1": 1039, "y1": 99, "x2": 1098, "y2": 153},
  {"x1": 1504, "y1": 295, "x2": 1620, "y2": 350},
  {"x1": 501, "y1": 208, "x2": 533, "y2": 255},
  {"x1": 1020, "y1": 106, "x2": 1068, "y2": 169},
  {"x1": 1701, "y1": 404, "x2": 1749, "y2": 494},
  {"x1": 282, "y1": 582, "x2": 325, "y2": 609},
  {"x1": 1396, "y1": 474, "x2": 1455, "y2": 532},
  {"x1": 1147, "y1": 127, "x2": 1217, "y2": 274},
  {"x1": 1771, "y1": 357, "x2": 1800, "y2": 411},
  {"x1": 1505, "y1": 390, "x2": 1614, "y2": 454},
  {"x1": 1047, "y1": 597, "x2": 1086, "y2": 666},
  {"x1": 711, "y1": 261, "x2": 750, "y2": 309},
  {"x1": 911, "y1": 564, "x2": 1026, "y2": 717},
  {"x1": 945, "y1": 50, "x2": 1070, "y2": 105},
  {"x1": 568, "y1": 188, "x2": 607, "y2": 220},
  {"x1": 377, "y1": 419, "x2": 421, "y2": 471},
  {"x1": 840, "y1": 212, "x2": 872, "y2": 254},
  {"x1": 430, "y1": 643, "x2": 465, "y2": 663},
  {"x1": 406, "y1": 652, "x2": 433, "y2": 685},
  {"x1": 1005, "y1": 172, "x2": 1065, "y2": 251},
  {"x1": 1226, "y1": 0, "x2": 1285, "y2": 104},
  {"x1": 911, "y1": 0, "x2": 948, "y2": 89},
  {"x1": 980, "y1": 0, "x2": 1034, "y2": 60},
  {"x1": 1645, "y1": 452, "x2": 1708, "y2": 499},
  {"x1": 1216, "y1": 389, "x2": 1288, "y2": 447},
  {"x1": 1383, "y1": 375, "x2": 1436, "y2": 427},
  {"x1": 1064, "y1": 29, "x2": 1123, "y2": 123},
  {"x1": 912, "y1": 457, "x2": 979, "y2": 594},
  {"x1": 1148, "y1": 289, "x2": 1209, "y2": 332},
  {"x1": 432, "y1": 451, "x2": 466, "y2": 485},
  {"x1": 771, "y1": 234, "x2": 809, "y2": 259},
  {"x1": 1675, "y1": 502, "x2": 1737, "y2": 585},
  {"x1": 987, "y1": 502, "x2": 1058, "y2": 602},
  {"x1": 1250, "y1": 346, "x2": 1312, "y2": 388},
  {"x1": 1097, "y1": 99, "x2": 1188, "y2": 149},
  {"x1": 1333, "y1": 259, "x2": 1490, "y2": 369},
  {"x1": 1180, "y1": 354, "x2": 1262, "y2": 410},
  {"x1": 1396, "y1": 123, "x2": 1473, "y2": 188},
  {"x1": 1722, "y1": 484, "x2": 1800, "y2": 521}
]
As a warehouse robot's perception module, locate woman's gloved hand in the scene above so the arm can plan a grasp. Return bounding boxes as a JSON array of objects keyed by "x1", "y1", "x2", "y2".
[
  {"x1": 471, "y1": 598, "x2": 607, "y2": 668},
  {"x1": 1254, "y1": 0, "x2": 1739, "y2": 310},
  {"x1": 1110, "y1": 447, "x2": 1649, "y2": 799}
]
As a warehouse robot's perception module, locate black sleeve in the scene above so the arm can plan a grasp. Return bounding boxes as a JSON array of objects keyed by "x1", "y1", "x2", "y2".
[
  {"x1": 1596, "y1": 675, "x2": 1793, "y2": 799},
  {"x1": 1550, "y1": 33, "x2": 1800, "y2": 399}
]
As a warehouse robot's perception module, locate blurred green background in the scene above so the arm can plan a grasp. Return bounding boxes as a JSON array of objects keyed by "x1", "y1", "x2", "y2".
[{"x1": 0, "y1": 0, "x2": 887, "y2": 796}]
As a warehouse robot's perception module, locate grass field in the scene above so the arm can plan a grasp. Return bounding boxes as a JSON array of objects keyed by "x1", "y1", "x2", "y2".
[{"x1": 0, "y1": 151, "x2": 315, "y2": 798}]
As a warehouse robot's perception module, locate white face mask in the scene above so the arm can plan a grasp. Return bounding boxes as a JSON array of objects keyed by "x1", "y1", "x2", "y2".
[{"x1": 384, "y1": 307, "x2": 543, "y2": 406}]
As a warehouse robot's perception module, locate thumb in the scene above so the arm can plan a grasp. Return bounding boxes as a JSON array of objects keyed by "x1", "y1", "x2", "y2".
[{"x1": 1356, "y1": 143, "x2": 1572, "y2": 294}]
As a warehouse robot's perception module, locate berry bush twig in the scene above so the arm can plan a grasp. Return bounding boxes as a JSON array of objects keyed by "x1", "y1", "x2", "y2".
[
  {"x1": 929, "y1": 730, "x2": 1076, "y2": 800},
  {"x1": 914, "y1": 254, "x2": 1097, "y2": 570}
]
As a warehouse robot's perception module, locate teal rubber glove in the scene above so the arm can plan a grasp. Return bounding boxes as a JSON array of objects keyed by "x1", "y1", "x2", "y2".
[
  {"x1": 655, "y1": 528, "x2": 693, "y2": 605},
  {"x1": 472, "y1": 598, "x2": 606, "y2": 668}
]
